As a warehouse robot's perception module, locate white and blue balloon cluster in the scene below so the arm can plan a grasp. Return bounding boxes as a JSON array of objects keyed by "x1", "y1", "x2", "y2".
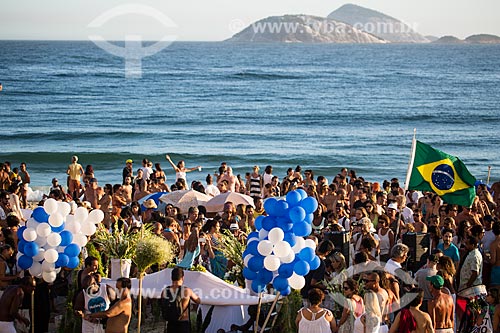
[
  {"x1": 16, "y1": 198, "x2": 102, "y2": 283},
  {"x1": 242, "y1": 189, "x2": 320, "y2": 296}
]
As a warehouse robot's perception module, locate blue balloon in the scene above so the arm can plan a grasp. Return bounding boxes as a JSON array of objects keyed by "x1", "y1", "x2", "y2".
[
  {"x1": 248, "y1": 256, "x2": 264, "y2": 272},
  {"x1": 242, "y1": 250, "x2": 250, "y2": 259},
  {"x1": 32, "y1": 207, "x2": 49, "y2": 223},
  {"x1": 303, "y1": 213, "x2": 314, "y2": 224},
  {"x1": 262, "y1": 216, "x2": 277, "y2": 231},
  {"x1": 18, "y1": 255, "x2": 33, "y2": 270},
  {"x1": 254, "y1": 215, "x2": 265, "y2": 230},
  {"x1": 64, "y1": 243, "x2": 80, "y2": 257},
  {"x1": 248, "y1": 231, "x2": 259, "y2": 240},
  {"x1": 274, "y1": 200, "x2": 289, "y2": 217},
  {"x1": 56, "y1": 253, "x2": 70, "y2": 268},
  {"x1": 247, "y1": 241, "x2": 259, "y2": 255},
  {"x1": 251, "y1": 279, "x2": 267, "y2": 293},
  {"x1": 276, "y1": 217, "x2": 293, "y2": 232},
  {"x1": 273, "y1": 276, "x2": 289, "y2": 291},
  {"x1": 24, "y1": 242, "x2": 39, "y2": 257},
  {"x1": 66, "y1": 256, "x2": 80, "y2": 269},
  {"x1": 280, "y1": 286, "x2": 292, "y2": 296},
  {"x1": 17, "y1": 226, "x2": 27, "y2": 239},
  {"x1": 283, "y1": 232, "x2": 296, "y2": 247},
  {"x1": 51, "y1": 222, "x2": 65, "y2": 233},
  {"x1": 289, "y1": 206, "x2": 306, "y2": 224},
  {"x1": 278, "y1": 263, "x2": 294, "y2": 278},
  {"x1": 296, "y1": 189, "x2": 307, "y2": 200},
  {"x1": 258, "y1": 269, "x2": 273, "y2": 284},
  {"x1": 243, "y1": 267, "x2": 258, "y2": 280},
  {"x1": 264, "y1": 198, "x2": 278, "y2": 216},
  {"x1": 310, "y1": 256, "x2": 321, "y2": 270},
  {"x1": 286, "y1": 191, "x2": 301, "y2": 207},
  {"x1": 59, "y1": 231, "x2": 73, "y2": 246},
  {"x1": 17, "y1": 240, "x2": 27, "y2": 254},
  {"x1": 301, "y1": 197, "x2": 318, "y2": 214},
  {"x1": 293, "y1": 221, "x2": 311, "y2": 237},
  {"x1": 294, "y1": 260, "x2": 310, "y2": 276},
  {"x1": 298, "y1": 247, "x2": 315, "y2": 262}
]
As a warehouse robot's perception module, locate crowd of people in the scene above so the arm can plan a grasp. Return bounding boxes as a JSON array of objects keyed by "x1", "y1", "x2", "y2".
[{"x1": 1, "y1": 156, "x2": 500, "y2": 333}]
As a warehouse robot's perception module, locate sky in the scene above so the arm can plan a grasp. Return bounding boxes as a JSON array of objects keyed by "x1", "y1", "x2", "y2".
[{"x1": 1, "y1": 0, "x2": 500, "y2": 41}]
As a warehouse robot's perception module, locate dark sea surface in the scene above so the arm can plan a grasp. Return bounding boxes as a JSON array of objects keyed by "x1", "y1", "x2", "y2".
[{"x1": 0, "y1": 41, "x2": 499, "y2": 188}]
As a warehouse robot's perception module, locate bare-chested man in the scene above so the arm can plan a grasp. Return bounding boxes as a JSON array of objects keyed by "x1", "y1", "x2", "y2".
[
  {"x1": 88, "y1": 277, "x2": 132, "y2": 333},
  {"x1": 162, "y1": 267, "x2": 201, "y2": 333},
  {"x1": 389, "y1": 288, "x2": 433, "y2": 333},
  {"x1": 428, "y1": 275, "x2": 454, "y2": 333},
  {"x1": 0, "y1": 276, "x2": 36, "y2": 333},
  {"x1": 121, "y1": 177, "x2": 133, "y2": 204},
  {"x1": 490, "y1": 221, "x2": 500, "y2": 287}
]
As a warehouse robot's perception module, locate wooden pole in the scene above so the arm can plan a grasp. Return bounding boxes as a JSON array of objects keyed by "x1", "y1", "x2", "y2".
[
  {"x1": 259, "y1": 291, "x2": 280, "y2": 333},
  {"x1": 137, "y1": 274, "x2": 143, "y2": 333},
  {"x1": 254, "y1": 292, "x2": 263, "y2": 333},
  {"x1": 31, "y1": 289, "x2": 35, "y2": 333},
  {"x1": 487, "y1": 166, "x2": 492, "y2": 185}
]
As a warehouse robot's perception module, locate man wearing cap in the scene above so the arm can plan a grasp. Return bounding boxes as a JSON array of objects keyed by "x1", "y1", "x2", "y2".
[
  {"x1": 122, "y1": 160, "x2": 134, "y2": 185},
  {"x1": 415, "y1": 254, "x2": 439, "y2": 312},
  {"x1": 67, "y1": 155, "x2": 84, "y2": 199},
  {"x1": 427, "y1": 275, "x2": 454, "y2": 332}
]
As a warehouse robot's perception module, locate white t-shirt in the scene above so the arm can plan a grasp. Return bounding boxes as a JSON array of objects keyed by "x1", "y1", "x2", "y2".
[{"x1": 205, "y1": 184, "x2": 220, "y2": 197}]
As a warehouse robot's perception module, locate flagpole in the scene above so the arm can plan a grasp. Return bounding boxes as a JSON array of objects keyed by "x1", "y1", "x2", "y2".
[{"x1": 404, "y1": 128, "x2": 417, "y2": 191}]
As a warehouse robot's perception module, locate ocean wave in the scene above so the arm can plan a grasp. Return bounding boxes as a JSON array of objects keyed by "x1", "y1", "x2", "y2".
[{"x1": 228, "y1": 71, "x2": 302, "y2": 80}]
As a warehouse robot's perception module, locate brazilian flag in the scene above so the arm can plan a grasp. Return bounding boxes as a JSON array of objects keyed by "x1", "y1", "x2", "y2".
[{"x1": 408, "y1": 141, "x2": 476, "y2": 207}]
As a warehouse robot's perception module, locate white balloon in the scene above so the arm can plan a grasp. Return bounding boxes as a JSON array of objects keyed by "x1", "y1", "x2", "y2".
[
  {"x1": 29, "y1": 262, "x2": 43, "y2": 277},
  {"x1": 257, "y1": 240, "x2": 274, "y2": 256},
  {"x1": 65, "y1": 214, "x2": 75, "y2": 224},
  {"x1": 42, "y1": 270, "x2": 57, "y2": 283},
  {"x1": 80, "y1": 221, "x2": 96, "y2": 236},
  {"x1": 263, "y1": 255, "x2": 281, "y2": 271},
  {"x1": 65, "y1": 220, "x2": 81, "y2": 234},
  {"x1": 288, "y1": 273, "x2": 306, "y2": 290},
  {"x1": 73, "y1": 233, "x2": 88, "y2": 247},
  {"x1": 34, "y1": 235, "x2": 47, "y2": 248},
  {"x1": 43, "y1": 198, "x2": 58, "y2": 215},
  {"x1": 268, "y1": 228, "x2": 285, "y2": 244},
  {"x1": 26, "y1": 218, "x2": 39, "y2": 230},
  {"x1": 48, "y1": 213, "x2": 64, "y2": 227},
  {"x1": 258, "y1": 229, "x2": 269, "y2": 240},
  {"x1": 43, "y1": 249, "x2": 59, "y2": 264},
  {"x1": 41, "y1": 260, "x2": 55, "y2": 272},
  {"x1": 273, "y1": 241, "x2": 292, "y2": 258},
  {"x1": 87, "y1": 209, "x2": 105, "y2": 224},
  {"x1": 33, "y1": 248, "x2": 46, "y2": 261},
  {"x1": 23, "y1": 228, "x2": 37, "y2": 242},
  {"x1": 304, "y1": 239, "x2": 317, "y2": 250},
  {"x1": 57, "y1": 202, "x2": 71, "y2": 217},
  {"x1": 244, "y1": 254, "x2": 254, "y2": 267},
  {"x1": 47, "y1": 233, "x2": 62, "y2": 247},
  {"x1": 280, "y1": 250, "x2": 296, "y2": 264},
  {"x1": 16, "y1": 252, "x2": 22, "y2": 260},
  {"x1": 74, "y1": 207, "x2": 89, "y2": 223},
  {"x1": 55, "y1": 267, "x2": 61, "y2": 274},
  {"x1": 36, "y1": 223, "x2": 52, "y2": 238},
  {"x1": 292, "y1": 237, "x2": 306, "y2": 253}
]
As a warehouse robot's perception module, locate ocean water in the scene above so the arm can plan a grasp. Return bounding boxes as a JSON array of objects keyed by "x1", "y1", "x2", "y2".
[{"x1": 0, "y1": 41, "x2": 499, "y2": 188}]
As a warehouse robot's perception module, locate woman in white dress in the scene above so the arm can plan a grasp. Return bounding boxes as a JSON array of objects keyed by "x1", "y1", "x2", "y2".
[{"x1": 295, "y1": 288, "x2": 337, "y2": 333}]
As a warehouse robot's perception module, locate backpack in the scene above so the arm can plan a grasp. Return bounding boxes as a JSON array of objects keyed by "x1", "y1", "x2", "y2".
[{"x1": 161, "y1": 286, "x2": 185, "y2": 322}]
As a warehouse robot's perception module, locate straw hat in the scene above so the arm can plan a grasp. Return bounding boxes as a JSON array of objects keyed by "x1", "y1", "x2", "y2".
[{"x1": 143, "y1": 199, "x2": 157, "y2": 209}]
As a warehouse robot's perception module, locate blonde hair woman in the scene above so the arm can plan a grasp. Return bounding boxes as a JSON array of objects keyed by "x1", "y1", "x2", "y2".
[{"x1": 353, "y1": 290, "x2": 381, "y2": 333}]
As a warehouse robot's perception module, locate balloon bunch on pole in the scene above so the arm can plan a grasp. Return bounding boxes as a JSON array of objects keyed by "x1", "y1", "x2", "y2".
[
  {"x1": 242, "y1": 190, "x2": 320, "y2": 296},
  {"x1": 16, "y1": 198, "x2": 102, "y2": 283}
]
